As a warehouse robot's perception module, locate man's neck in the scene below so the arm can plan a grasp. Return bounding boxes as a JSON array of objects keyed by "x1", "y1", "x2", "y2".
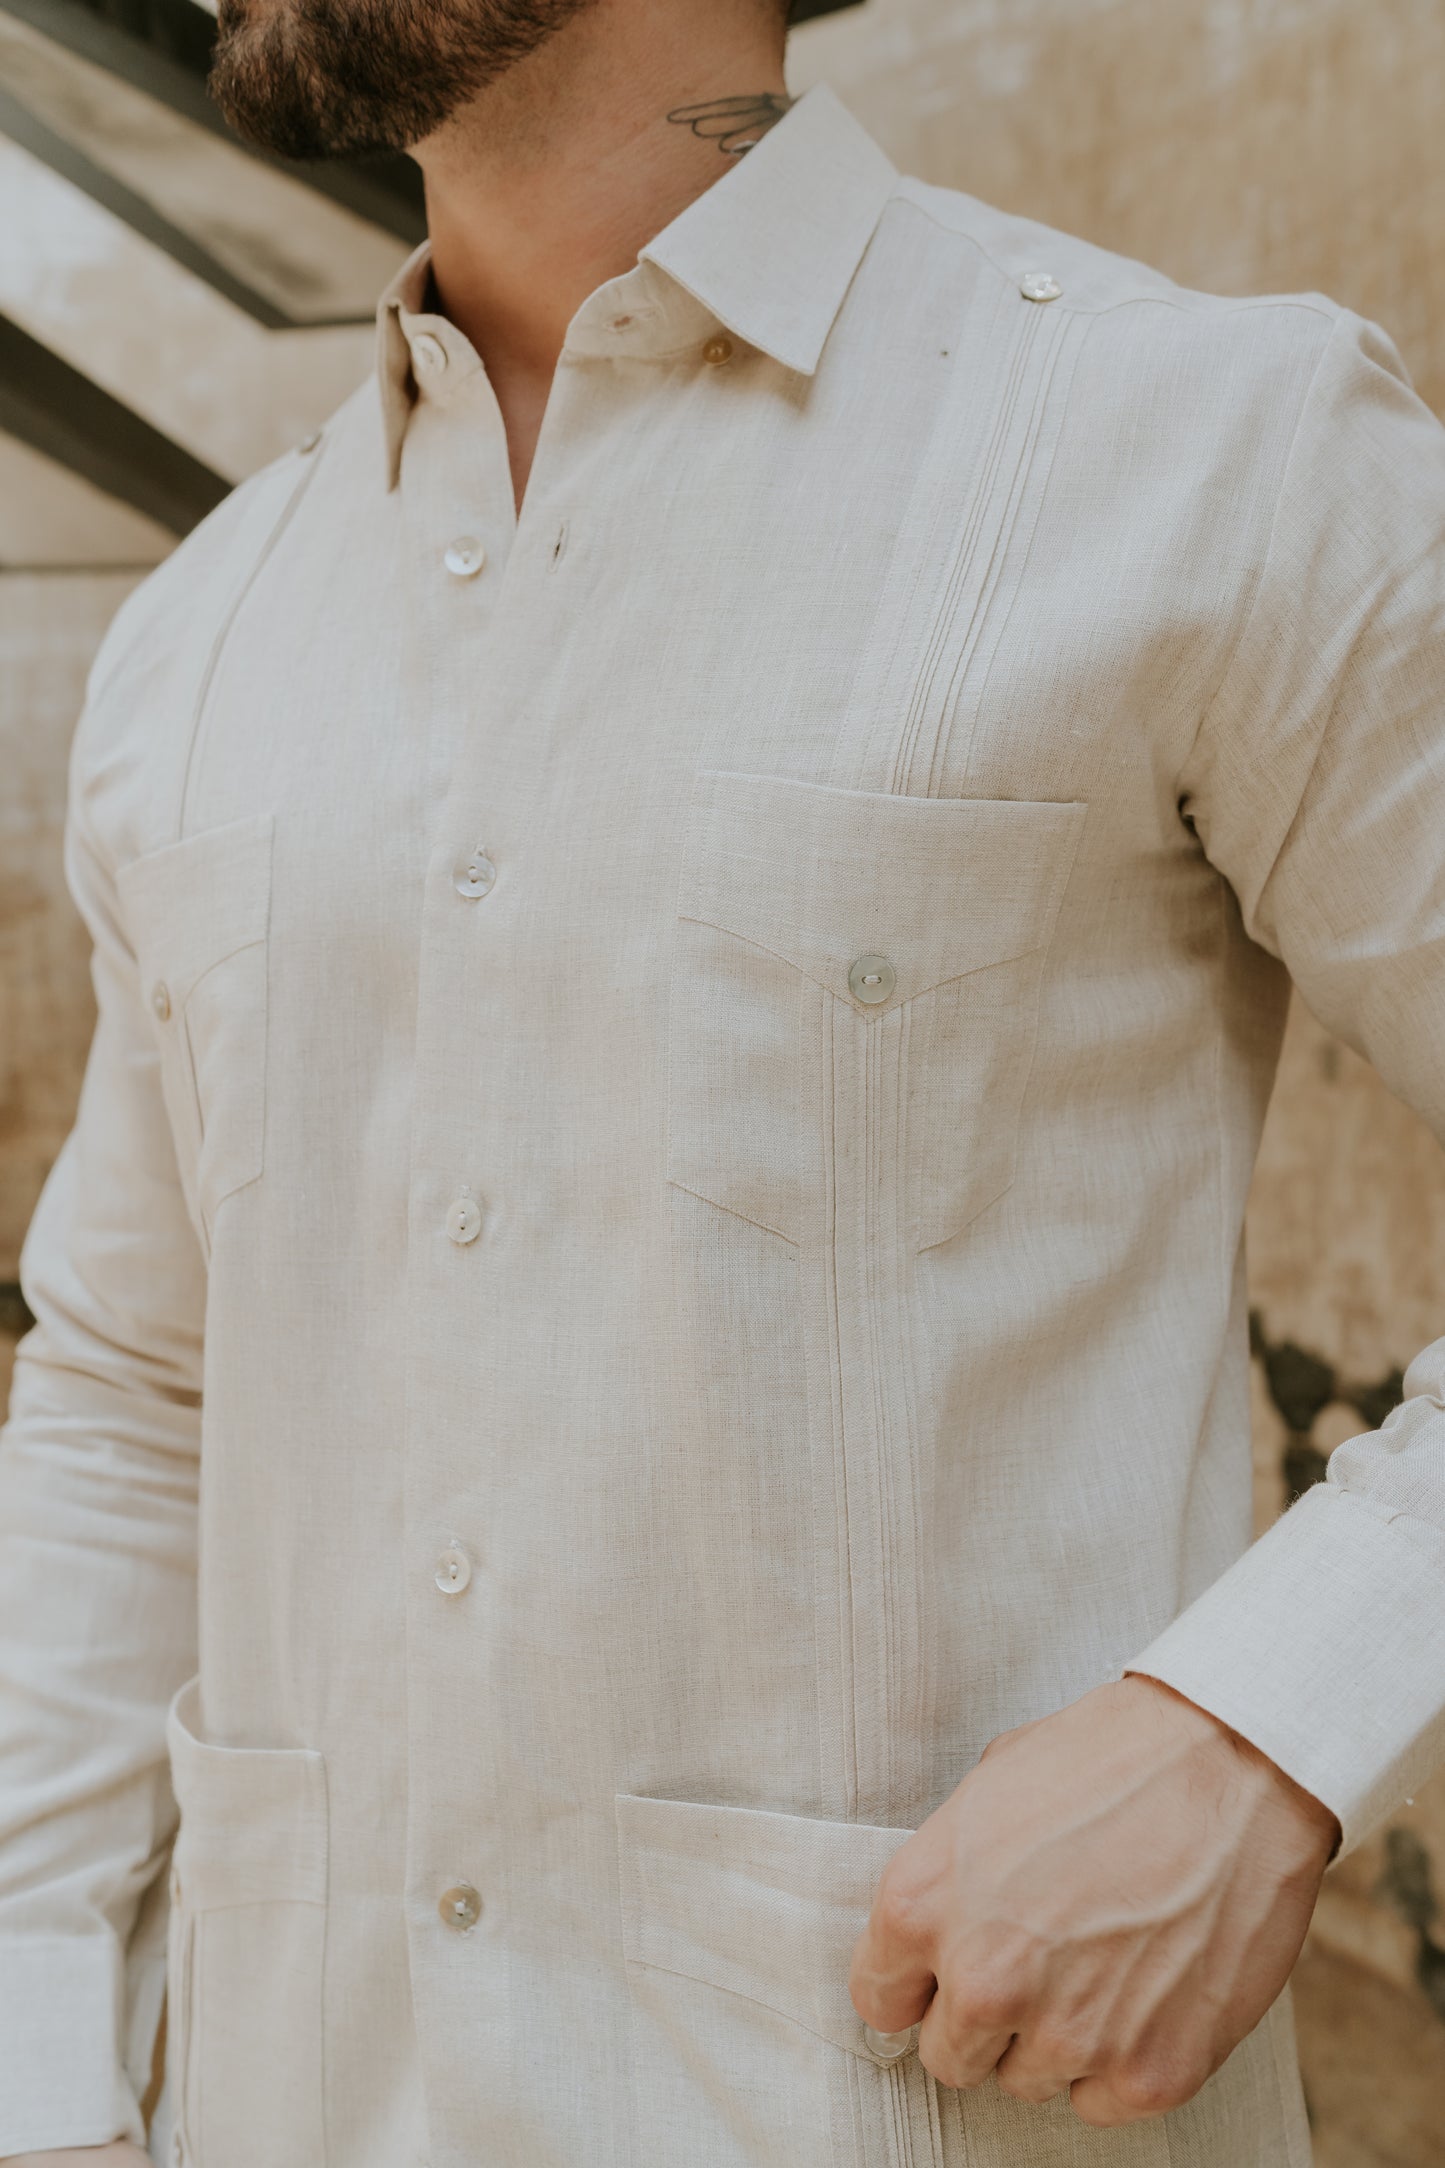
[{"x1": 409, "y1": 6, "x2": 790, "y2": 393}]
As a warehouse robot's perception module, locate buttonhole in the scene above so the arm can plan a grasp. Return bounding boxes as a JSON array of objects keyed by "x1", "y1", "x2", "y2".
[{"x1": 551, "y1": 521, "x2": 569, "y2": 568}]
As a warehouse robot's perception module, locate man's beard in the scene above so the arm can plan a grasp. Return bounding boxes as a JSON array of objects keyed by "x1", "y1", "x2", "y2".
[{"x1": 208, "y1": 0, "x2": 594, "y2": 160}]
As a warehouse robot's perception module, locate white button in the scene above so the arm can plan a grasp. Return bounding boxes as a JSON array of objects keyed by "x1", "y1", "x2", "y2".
[
  {"x1": 412, "y1": 332, "x2": 448, "y2": 373},
  {"x1": 435, "y1": 1544, "x2": 472, "y2": 1595},
  {"x1": 439, "y1": 1882, "x2": 482, "y2": 1930},
  {"x1": 444, "y1": 536, "x2": 486, "y2": 579},
  {"x1": 446, "y1": 1191, "x2": 483, "y2": 1245},
  {"x1": 454, "y1": 854, "x2": 496, "y2": 898},
  {"x1": 298, "y1": 429, "x2": 321, "y2": 454},
  {"x1": 848, "y1": 953, "x2": 896, "y2": 1005},
  {"x1": 862, "y1": 2022, "x2": 918, "y2": 2063},
  {"x1": 151, "y1": 980, "x2": 171, "y2": 1021},
  {"x1": 1020, "y1": 271, "x2": 1062, "y2": 302}
]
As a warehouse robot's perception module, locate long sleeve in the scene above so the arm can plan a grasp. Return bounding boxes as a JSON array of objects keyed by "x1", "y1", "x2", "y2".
[
  {"x1": 0, "y1": 639, "x2": 206, "y2": 2154},
  {"x1": 1124, "y1": 303, "x2": 1445, "y2": 1857}
]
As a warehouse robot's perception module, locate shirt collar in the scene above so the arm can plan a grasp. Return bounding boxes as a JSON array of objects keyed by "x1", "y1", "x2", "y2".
[{"x1": 374, "y1": 81, "x2": 897, "y2": 491}]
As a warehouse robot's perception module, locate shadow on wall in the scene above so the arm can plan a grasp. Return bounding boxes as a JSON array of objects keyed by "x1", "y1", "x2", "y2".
[{"x1": 1249, "y1": 1307, "x2": 1404, "y2": 1505}]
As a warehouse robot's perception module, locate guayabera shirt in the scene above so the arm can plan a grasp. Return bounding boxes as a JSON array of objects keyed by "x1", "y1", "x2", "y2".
[{"x1": 3, "y1": 79, "x2": 1445, "y2": 2168}]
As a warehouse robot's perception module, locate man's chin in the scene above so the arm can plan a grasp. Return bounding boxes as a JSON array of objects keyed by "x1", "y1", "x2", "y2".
[
  {"x1": 206, "y1": 0, "x2": 576, "y2": 161},
  {"x1": 207, "y1": 14, "x2": 390, "y2": 161}
]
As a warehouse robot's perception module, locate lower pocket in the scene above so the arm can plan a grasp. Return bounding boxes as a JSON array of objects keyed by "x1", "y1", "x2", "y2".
[
  {"x1": 164, "y1": 1673, "x2": 328, "y2": 2168},
  {"x1": 615, "y1": 1791, "x2": 1187, "y2": 2168},
  {"x1": 615, "y1": 1791, "x2": 936, "y2": 2168}
]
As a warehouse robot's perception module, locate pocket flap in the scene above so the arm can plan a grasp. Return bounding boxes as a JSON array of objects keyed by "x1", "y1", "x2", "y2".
[
  {"x1": 166, "y1": 1673, "x2": 327, "y2": 1909},
  {"x1": 677, "y1": 772, "x2": 1086, "y2": 1011},
  {"x1": 117, "y1": 812, "x2": 275, "y2": 1005},
  {"x1": 616, "y1": 1792, "x2": 914, "y2": 2060}
]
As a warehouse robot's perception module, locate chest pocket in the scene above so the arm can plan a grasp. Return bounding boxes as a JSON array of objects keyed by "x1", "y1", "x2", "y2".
[
  {"x1": 117, "y1": 811, "x2": 274, "y2": 1260},
  {"x1": 666, "y1": 773, "x2": 1086, "y2": 1252}
]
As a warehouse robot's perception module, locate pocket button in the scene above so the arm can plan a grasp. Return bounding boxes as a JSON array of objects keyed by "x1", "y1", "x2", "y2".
[
  {"x1": 862, "y1": 2021, "x2": 918, "y2": 2063},
  {"x1": 848, "y1": 954, "x2": 896, "y2": 1006}
]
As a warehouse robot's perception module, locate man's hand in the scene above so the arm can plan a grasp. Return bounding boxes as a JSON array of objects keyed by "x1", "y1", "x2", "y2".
[
  {"x1": 849, "y1": 1674, "x2": 1339, "y2": 2127},
  {"x1": 0, "y1": 2147, "x2": 150, "y2": 2164}
]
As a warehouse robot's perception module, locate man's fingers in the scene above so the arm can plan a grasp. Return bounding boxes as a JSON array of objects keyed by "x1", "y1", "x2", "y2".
[
  {"x1": 992, "y1": 2030, "x2": 1079, "y2": 2105},
  {"x1": 915, "y1": 2002, "x2": 1014, "y2": 2089},
  {"x1": 848, "y1": 1881, "x2": 939, "y2": 2035},
  {"x1": 847, "y1": 1935, "x2": 935, "y2": 2035},
  {"x1": 911, "y1": 1977, "x2": 1020, "y2": 2091},
  {"x1": 1069, "y1": 2059, "x2": 1210, "y2": 2127}
]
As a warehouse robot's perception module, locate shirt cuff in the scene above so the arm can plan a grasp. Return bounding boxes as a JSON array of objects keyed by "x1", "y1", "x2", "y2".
[
  {"x1": 1120, "y1": 1476, "x2": 1445, "y2": 1857},
  {"x1": 0, "y1": 1932, "x2": 146, "y2": 2157}
]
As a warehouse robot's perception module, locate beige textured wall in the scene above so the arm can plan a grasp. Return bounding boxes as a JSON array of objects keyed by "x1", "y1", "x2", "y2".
[
  {"x1": 794, "y1": 0, "x2": 1445, "y2": 414},
  {"x1": 3, "y1": 2, "x2": 1445, "y2": 2159}
]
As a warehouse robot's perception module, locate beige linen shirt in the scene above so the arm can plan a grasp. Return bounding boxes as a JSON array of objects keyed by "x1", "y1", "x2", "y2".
[{"x1": 3, "y1": 79, "x2": 1445, "y2": 2168}]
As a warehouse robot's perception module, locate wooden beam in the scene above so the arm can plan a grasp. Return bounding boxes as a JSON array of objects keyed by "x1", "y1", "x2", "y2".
[
  {"x1": 0, "y1": 0, "x2": 425, "y2": 240},
  {"x1": 0, "y1": 312, "x2": 230, "y2": 534}
]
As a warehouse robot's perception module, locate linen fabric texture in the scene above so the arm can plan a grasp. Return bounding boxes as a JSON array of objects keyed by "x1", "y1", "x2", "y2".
[{"x1": 2, "y1": 80, "x2": 1443, "y2": 2168}]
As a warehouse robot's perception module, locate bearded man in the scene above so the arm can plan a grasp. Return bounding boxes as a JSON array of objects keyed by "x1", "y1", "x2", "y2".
[{"x1": 2, "y1": 1, "x2": 1444, "y2": 2164}]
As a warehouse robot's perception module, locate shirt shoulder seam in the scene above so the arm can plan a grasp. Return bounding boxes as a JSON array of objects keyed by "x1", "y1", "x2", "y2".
[{"x1": 889, "y1": 184, "x2": 1341, "y2": 331}]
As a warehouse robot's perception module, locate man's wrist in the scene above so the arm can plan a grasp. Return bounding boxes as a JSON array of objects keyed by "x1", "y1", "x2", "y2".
[{"x1": 1125, "y1": 1670, "x2": 1342, "y2": 1862}]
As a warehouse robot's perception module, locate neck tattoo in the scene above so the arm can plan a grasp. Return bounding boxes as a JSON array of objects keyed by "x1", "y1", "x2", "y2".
[{"x1": 666, "y1": 93, "x2": 795, "y2": 157}]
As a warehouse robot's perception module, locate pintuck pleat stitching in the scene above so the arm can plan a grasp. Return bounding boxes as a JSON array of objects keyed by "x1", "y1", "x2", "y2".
[
  {"x1": 821, "y1": 987, "x2": 859, "y2": 1823},
  {"x1": 892, "y1": 1005, "x2": 929, "y2": 1798},
  {"x1": 891, "y1": 2057, "x2": 913, "y2": 2165},
  {"x1": 863, "y1": 1009, "x2": 892, "y2": 1807},
  {"x1": 888, "y1": 307, "x2": 1043, "y2": 797},
  {"x1": 922, "y1": 310, "x2": 1070, "y2": 802},
  {"x1": 921, "y1": 311, "x2": 1091, "y2": 801}
]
